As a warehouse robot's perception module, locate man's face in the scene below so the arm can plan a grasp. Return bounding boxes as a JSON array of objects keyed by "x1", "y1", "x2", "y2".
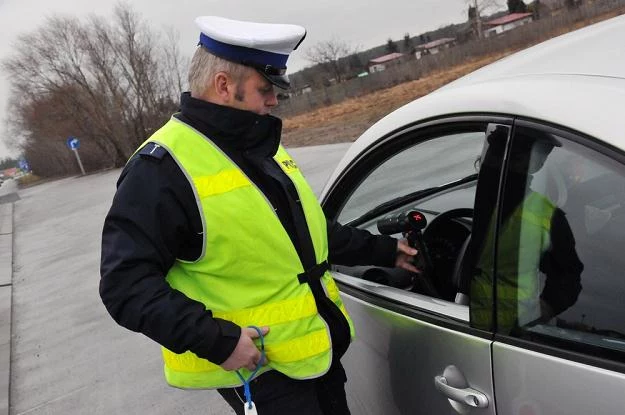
[{"x1": 229, "y1": 70, "x2": 279, "y2": 115}]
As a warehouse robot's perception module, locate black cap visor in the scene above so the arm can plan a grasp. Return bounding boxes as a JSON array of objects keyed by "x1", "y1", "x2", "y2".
[
  {"x1": 242, "y1": 60, "x2": 290, "y2": 89},
  {"x1": 259, "y1": 72, "x2": 290, "y2": 89}
]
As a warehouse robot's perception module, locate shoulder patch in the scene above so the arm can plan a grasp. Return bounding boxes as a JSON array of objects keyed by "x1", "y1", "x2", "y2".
[{"x1": 139, "y1": 143, "x2": 168, "y2": 160}]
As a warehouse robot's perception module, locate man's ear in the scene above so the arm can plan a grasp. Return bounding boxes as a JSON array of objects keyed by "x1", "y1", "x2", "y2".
[{"x1": 214, "y1": 72, "x2": 232, "y2": 101}]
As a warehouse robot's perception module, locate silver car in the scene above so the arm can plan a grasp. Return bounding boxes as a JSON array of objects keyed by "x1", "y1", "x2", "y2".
[{"x1": 320, "y1": 15, "x2": 625, "y2": 415}]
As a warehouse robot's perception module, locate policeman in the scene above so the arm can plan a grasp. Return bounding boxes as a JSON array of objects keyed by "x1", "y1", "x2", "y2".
[{"x1": 100, "y1": 16, "x2": 418, "y2": 415}]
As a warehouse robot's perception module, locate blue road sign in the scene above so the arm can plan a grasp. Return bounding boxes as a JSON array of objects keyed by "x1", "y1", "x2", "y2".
[
  {"x1": 66, "y1": 137, "x2": 80, "y2": 150},
  {"x1": 18, "y1": 158, "x2": 30, "y2": 171}
]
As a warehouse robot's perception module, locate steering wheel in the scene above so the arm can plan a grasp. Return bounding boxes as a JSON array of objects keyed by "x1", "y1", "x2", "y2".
[{"x1": 421, "y1": 208, "x2": 473, "y2": 301}]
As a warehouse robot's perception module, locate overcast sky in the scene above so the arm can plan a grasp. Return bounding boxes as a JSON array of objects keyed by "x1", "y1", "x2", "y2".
[{"x1": 0, "y1": 0, "x2": 489, "y2": 160}]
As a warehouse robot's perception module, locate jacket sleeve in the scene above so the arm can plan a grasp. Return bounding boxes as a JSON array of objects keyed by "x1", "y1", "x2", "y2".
[
  {"x1": 539, "y1": 208, "x2": 584, "y2": 315},
  {"x1": 99, "y1": 152, "x2": 240, "y2": 364},
  {"x1": 327, "y1": 219, "x2": 397, "y2": 267}
]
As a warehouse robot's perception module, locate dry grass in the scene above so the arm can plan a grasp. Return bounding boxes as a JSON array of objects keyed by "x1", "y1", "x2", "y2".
[
  {"x1": 16, "y1": 173, "x2": 43, "y2": 187},
  {"x1": 280, "y1": 52, "x2": 512, "y2": 147}
]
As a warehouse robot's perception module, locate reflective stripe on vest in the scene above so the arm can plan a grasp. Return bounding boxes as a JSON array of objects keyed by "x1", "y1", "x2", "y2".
[
  {"x1": 471, "y1": 191, "x2": 555, "y2": 331},
  {"x1": 134, "y1": 118, "x2": 354, "y2": 389}
]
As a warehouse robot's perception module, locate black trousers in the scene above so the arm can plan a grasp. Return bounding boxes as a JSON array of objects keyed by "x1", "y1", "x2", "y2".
[{"x1": 218, "y1": 360, "x2": 351, "y2": 415}]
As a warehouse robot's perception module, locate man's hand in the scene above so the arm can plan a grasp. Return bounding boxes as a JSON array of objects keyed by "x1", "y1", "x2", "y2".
[
  {"x1": 395, "y1": 239, "x2": 419, "y2": 273},
  {"x1": 220, "y1": 326, "x2": 270, "y2": 371}
]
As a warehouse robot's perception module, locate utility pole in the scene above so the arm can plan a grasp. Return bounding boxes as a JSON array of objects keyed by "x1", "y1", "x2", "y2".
[
  {"x1": 72, "y1": 148, "x2": 86, "y2": 176},
  {"x1": 475, "y1": 0, "x2": 483, "y2": 39}
]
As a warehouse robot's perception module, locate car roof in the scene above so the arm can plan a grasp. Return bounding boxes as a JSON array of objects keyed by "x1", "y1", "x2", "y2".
[
  {"x1": 322, "y1": 15, "x2": 625, "y2": 197},
  {"x1": 442, "y1": 13, "x2": 625, "y2": 89}
]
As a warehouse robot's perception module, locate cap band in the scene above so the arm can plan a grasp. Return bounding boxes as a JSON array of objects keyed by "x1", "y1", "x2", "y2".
[{"x1": 199, "y1": 33, "x2": 289, "y2": 69}]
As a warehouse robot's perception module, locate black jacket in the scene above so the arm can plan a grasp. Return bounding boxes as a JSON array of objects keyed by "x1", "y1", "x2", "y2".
[{"x1": 100, "y1": 93, "x2": 397, "y2": 364}]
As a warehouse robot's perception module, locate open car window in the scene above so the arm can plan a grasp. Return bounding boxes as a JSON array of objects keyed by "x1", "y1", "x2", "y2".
[
  {"x1": 337, "y1": 131, "x2": 485, "y2": 229},
  {"x1": 325, "y1": 120, "x2": 512, "y2": 318}
]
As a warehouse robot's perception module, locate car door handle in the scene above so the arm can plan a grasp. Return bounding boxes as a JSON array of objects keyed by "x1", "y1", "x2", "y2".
[{"x1": 434, "y1": 375, "x2": 489, "y2": 408}]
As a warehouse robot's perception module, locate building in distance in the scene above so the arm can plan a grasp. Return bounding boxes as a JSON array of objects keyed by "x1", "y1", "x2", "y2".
[
  {"x1": 368, "y1": 52, "x2": 405, "y2": 73},
  {"x1": 415, "y1": 37, "x2": 457, "y2": 59},
  {"x1": 484, "y1": 12, "x2": 534, "y2": 38}
]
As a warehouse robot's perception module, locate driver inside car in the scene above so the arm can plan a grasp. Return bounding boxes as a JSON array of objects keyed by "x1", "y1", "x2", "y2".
[{"x1": 468, "y1": 125, "x2": 584, "y2": 333}]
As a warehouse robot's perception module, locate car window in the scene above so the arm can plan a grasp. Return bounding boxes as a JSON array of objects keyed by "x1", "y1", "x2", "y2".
[
  {"x1": 485, "y1": 124, "x2": 625, "y2": 358},
  {"x1": 327, "y1": 123, "x2": 516, "y2": 310},
  {"x1": 337, "y1": 131, "x2": 486, "y2": 226}
]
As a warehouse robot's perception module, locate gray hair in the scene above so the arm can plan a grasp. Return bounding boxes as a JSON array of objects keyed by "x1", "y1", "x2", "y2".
[{"x1": 188, "y1": 47, "x2": 251, "y2": 97}]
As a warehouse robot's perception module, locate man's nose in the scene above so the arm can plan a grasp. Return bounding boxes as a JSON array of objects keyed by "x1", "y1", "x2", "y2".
[{"x1": 266, "y1": 92, "x2": 278, "y2": 107}]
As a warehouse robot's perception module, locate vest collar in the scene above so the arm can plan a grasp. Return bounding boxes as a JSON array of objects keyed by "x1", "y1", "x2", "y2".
[{"x1": 178, "y1": 92, "x2": 281, "y2": 158}]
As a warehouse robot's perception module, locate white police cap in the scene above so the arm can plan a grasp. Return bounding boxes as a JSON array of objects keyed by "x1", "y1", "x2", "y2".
[{"x1": 195, "y1": 16, "x2": 306, "y2": 89}]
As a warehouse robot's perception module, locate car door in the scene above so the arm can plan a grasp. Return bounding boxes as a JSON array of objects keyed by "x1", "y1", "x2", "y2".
[
  {"x1": 322, "y1": 116, "x2": 512, "y2": 414},
  {"x1": 486, "y1": 120, "x2": 625, "y2": 414}
]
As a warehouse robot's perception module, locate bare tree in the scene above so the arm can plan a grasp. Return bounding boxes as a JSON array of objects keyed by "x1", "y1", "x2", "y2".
[
  {"x1": 467, "y1": 0, "x2": 502, "y2": 39},
  {"x1": 1, "y1": 2, "x2": 184, "y2": 176},
  {"x1": 507, "y1": 0, "x2": 528, "y2": 13},
  {"x1": 386, "y1": 38, "x2": 399, "y2": 53},
  {"x1": 403, "y1": 33, "x2": 415, "y2": 55},
  {"x1": 161, "y1": 27, "x2": 186, "y2": 100},
  {"x1": 304, "y1": 38, "x2": 358, "y2": 83}
]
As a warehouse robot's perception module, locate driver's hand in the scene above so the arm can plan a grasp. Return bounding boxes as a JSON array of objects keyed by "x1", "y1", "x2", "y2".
[{"x1": 395, "y1": 239, "x2": 419, "y2": 273}]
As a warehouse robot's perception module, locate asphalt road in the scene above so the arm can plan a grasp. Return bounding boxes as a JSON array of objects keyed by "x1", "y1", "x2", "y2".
[{"x1": 7, "y1": 142, "x2": 351, "y2": 415}]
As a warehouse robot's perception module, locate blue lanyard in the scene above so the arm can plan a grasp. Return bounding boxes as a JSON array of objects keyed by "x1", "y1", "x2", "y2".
[{"x1": 235, "y1": 326, "x2": 266, "y2": 410}]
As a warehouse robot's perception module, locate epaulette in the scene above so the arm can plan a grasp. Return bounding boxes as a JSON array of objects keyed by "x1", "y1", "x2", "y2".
[{"x1": 138, "y1": 143, "x2": 168, "y2": 161}]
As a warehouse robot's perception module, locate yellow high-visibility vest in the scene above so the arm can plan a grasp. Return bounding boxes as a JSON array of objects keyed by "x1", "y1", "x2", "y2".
[
  {"x1": 137, "y1": 118, "x2": 354, "y2": 389},
  {"x1": 471, "y1": 191, "x2": 554, "y2": 332}
]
